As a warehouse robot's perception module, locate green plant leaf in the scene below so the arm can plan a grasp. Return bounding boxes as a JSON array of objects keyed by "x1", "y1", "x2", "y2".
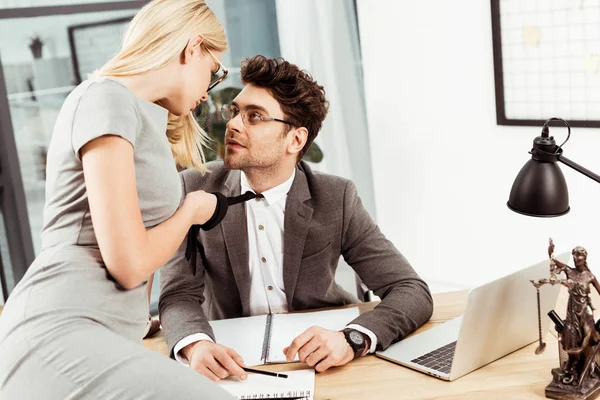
[{"x1": 303, "y1": 142, "x2": 323, "y2": 163}]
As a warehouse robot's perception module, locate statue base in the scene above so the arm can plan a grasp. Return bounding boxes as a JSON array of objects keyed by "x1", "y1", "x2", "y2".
[{"x1": 546, "y1": 368, "x2": 600, "y2": 400}]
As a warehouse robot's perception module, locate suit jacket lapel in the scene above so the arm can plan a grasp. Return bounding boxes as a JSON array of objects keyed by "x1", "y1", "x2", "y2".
[
  {"x1": 220, "y1": 169, "x2": 252, "y2": 316},
  {"x1": 283, "y1": 165, "x2": 313, "y2": 310}
]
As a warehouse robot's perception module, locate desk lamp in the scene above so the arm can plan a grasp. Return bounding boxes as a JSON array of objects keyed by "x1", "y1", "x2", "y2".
[
  {"x1": 508, "y1": 117, "x2": 600, "y2": 217},
  {"x1": 508, "y1": 117, "x2": 600, "y2": 400}
]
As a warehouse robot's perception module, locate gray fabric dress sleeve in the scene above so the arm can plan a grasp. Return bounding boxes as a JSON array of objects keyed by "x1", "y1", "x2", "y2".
[{"x1": 71, "y1": 80, "x2": 139, "y2": 160}]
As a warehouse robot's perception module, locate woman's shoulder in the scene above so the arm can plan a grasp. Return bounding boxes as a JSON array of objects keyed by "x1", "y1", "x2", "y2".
[
  {"x1": 73, "y1": 77, "x2": 137, "y2": 104},
  {"x1": 63, "y1": 77, "x2": 140, "y2": 123}
]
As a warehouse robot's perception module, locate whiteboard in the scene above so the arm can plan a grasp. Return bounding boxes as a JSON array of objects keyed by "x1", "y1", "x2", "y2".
[{"x1": 492, "y1": 0, "x2": 600, "y2": 127}]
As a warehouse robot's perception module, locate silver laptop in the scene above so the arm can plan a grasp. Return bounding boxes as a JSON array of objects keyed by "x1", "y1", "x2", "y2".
[{"x1": 375, "y1": 253, "x2": 569, "y2": 381}]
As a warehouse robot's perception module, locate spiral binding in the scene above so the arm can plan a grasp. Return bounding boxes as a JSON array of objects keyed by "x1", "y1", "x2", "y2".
[{"x1": 261, "y1": 313, "x2": 273, "y2": 363}]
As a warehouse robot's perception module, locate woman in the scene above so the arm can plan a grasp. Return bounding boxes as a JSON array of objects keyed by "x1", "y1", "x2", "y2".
[{"x1": 0, "y1": 1, "x2": 237, "y2": 398}]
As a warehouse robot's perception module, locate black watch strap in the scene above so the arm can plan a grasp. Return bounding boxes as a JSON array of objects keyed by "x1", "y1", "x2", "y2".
[{"x1": 342, "y1": 328, "x2": 368, "y2": 359}]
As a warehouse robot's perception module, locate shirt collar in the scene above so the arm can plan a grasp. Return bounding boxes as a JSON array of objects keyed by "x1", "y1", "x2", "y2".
[{"x1": 240, "y1": 169, "x2": 296, "y2": 205}]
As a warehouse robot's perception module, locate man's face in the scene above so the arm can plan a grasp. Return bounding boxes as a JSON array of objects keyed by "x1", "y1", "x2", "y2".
[{"x1": 223, "y1": 84, "x2": 292, "y2": 170}]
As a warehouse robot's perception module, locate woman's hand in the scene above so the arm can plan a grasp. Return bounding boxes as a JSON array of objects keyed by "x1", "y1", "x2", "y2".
[{"x1": 182, "y1": 190, "x2": 218, "y2": 225}]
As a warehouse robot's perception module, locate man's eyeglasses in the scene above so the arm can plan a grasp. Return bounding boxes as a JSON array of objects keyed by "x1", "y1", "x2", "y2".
[
  {"x1": 221, "y1": 104, "x2": 295, "y2": 127},
  {"x1": 205, "y1": 47, "x2": 228, "y2": 92}
]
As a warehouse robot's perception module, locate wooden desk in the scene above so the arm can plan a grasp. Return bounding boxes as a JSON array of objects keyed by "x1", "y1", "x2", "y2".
[{"x1": 144, "y1": 290, "x2": 561, "y2": 399}]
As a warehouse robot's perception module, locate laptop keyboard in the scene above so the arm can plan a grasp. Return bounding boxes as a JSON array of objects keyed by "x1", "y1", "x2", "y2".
[{"x1": 410, "y1": 341, "x2": 457, "y2": 374}]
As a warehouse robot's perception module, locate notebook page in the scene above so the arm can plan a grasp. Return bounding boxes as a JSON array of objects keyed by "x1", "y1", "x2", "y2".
[
  {"x1": 267, "y1": 308, "x2": 360, "y2": 363},
  {"x1": 209, "y1": 314, "x2": 268, "y2": 367},
  {"x1": 217, "y1": 369, "x2": 315, "y2": 400}
]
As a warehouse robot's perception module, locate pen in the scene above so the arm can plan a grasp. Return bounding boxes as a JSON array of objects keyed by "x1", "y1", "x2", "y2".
[{"x1": 242, "y1": 367, "x2": 288, "y2": 379}]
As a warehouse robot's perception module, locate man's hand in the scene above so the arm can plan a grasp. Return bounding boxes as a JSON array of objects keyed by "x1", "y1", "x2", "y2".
[
  {"x1": 182, "y1": 340, "x2": 247, "y2": 382},
  {"x1": 283, "y1": 326, "x2": 354, "y2": 372}
]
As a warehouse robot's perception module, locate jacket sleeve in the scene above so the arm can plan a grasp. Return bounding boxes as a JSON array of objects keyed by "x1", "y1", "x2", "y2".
[
  {"x1": 158, "y1": 173, "x2": 216, "y2": 358},
  {"x1": 341, "y1": 180, "x2": 433, "y2": 350}
]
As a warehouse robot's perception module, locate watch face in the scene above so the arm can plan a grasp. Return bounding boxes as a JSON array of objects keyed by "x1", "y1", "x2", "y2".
[{"x1": 349, "y1": 330, "x2": 364, "y2": 345}]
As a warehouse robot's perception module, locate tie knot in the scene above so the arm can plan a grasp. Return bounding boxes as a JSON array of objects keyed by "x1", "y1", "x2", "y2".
[{"x1": 228, "y1": 191, "x2": 264, "y2": 205}]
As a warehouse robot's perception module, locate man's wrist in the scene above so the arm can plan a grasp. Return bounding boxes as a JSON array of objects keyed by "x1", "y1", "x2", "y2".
[
  {"x1": 342, "y1": 328, "x2": 368, "y2": 359},
  {"x1": 181, "y1": 342, "x2": 196, "y2": 362},
  {"x1": 362, "y1": 335, "x2": 372, "y2": 356},
  {"x1": 181, "y1": 339, "x2": 208, "y2": 361},
  {"x1": 346, "y1": 324, "x2": 378, "y2": 354}
]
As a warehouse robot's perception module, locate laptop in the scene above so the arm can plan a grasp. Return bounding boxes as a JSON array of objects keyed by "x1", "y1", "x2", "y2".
[{"x1": 375, "y1": 253, "x2": 569, "y2": 381}]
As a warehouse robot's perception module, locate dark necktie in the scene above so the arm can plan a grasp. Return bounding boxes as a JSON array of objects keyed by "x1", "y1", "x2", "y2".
[
  {"x1": 185, "y1": 191, "x2": 264, "y2": 271},
  {"x1": 227, "y1": 191, "x2": 264, "y2": 205}
]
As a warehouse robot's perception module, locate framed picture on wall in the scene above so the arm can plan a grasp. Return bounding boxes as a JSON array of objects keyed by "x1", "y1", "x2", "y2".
[
  {"x1": 68, "y1": 17, "x2": 133, "y2": 84},
  {"x1": 491, "y1": 0, "x2": 600, "y2": 127}
]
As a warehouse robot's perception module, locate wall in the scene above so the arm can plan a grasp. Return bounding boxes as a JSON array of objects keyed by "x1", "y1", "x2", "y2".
[{"x1": 357, "y1": 0, "x2": 600, "y2": 289}]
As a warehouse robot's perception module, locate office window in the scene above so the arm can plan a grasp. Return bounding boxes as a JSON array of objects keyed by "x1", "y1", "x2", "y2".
[
  {"x1": 0, "y1": 0, "x2": 125, "y2": 9},
  {"x1": 0, "y1": 7, "x2": 140, "y2": 303},
  {"x1": 0, "y1": 9, "x2": 138, "y2": 255},
  {"x1": 223, "y1": 0, "x2": 280, "y2": 67}
]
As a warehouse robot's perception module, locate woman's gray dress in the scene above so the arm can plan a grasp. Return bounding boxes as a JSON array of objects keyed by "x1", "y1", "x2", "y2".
[{"x1": 0, "y1": 78, "x2": 233, "y2": 399}]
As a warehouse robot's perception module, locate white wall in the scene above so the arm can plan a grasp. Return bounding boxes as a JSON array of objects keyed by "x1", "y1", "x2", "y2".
[{"x1": 357, "y1": 0, "x2": 600, "y2": 289}]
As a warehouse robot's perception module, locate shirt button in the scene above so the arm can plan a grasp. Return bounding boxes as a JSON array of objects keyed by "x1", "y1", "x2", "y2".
[
  {"x1": 261, "y1": 257, "x2": 267, "y2": 263},
  {"x1": 258, "y1": 225, "x2": 264, "y2": 231},
  {"x1": 267, "y1": 286, "x2": 273, "y2": 291}
]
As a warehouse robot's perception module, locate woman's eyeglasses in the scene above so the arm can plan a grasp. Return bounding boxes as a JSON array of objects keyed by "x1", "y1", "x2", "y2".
[{"x1": 205, "y1": 47, "x2": 228, "y2": 92}]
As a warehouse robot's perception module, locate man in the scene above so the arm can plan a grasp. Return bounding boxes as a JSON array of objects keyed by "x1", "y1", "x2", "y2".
[{"x1": 159, "y1": 55, "x2": 433, "y2": 383}]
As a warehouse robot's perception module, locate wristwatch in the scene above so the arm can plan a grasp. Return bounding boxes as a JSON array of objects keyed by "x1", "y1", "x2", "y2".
[{"x1": 342, "y1": 328, "x2": 368, "y2": 359}]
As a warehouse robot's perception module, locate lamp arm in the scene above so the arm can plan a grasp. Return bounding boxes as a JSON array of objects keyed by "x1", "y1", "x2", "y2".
[{"x1": 558, "y1": 155, "x2": 600, "y2": 184}]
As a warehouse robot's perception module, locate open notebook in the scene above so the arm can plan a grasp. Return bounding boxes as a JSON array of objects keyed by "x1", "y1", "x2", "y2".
[
  {"x1": 217, "y1": 369, "x2": 315, "y2": 400},
  {"x1": 209, "y1": 308, "x2": 360, "y2": 367}
]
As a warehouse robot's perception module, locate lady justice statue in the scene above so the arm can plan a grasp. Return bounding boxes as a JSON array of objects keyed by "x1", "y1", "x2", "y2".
[{"x1": 532, "y1": 239, "x2": 600, "y2": 399}]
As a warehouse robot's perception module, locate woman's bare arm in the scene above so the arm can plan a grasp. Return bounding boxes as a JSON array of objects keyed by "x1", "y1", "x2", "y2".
[{"x1": 81, "y1": 135, "x2": 214, "y2": 289}]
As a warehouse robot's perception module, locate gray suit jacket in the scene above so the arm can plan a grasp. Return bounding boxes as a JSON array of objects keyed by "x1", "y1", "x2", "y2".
[{"x1": 159, "y1": 161, "x2": 433, "y2": 357}]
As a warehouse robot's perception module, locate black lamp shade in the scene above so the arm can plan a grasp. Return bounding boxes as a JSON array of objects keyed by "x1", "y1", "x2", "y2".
[{"x1": 507, "y1": 159, "x2": 570, "y2": 217}]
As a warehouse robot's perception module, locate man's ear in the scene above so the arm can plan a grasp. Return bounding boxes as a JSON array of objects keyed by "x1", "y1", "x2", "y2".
[
  {"x1": 182, "y1": 34, "x2": 204, "y2": 64},
  {"x1": 287, "y1": 127, "x2": 309, "y2": 157}
]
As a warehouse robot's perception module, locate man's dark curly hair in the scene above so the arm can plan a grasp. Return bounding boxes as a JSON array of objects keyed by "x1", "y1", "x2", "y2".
[{"x1": 240, "y1": 55, "x2": 329, "y2": 160}]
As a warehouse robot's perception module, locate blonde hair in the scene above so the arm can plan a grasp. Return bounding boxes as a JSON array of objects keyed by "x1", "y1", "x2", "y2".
[{"x1": 94, "y1": 0, "x2": 227, "y2": 172}]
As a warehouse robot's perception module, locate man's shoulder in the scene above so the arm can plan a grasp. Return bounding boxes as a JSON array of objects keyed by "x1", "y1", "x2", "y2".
[
  {"x1": 298, "y1": 162, "x2": 357, "y2": 209},
  {"x1": 181, "y1": 160, "x2": 234, "y2": 193},
  {"x1": 300, "y1": 161, "x2": 352, "y2": 192}
]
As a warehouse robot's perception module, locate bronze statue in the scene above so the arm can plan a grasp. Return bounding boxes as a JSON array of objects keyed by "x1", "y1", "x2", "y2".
[{"x1": 532, "y1": 239, "x2": 600, "y2": 399}]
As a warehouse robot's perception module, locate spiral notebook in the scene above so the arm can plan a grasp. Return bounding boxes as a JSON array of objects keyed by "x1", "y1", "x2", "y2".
[
  {"x1": 209, "y1": 307, "x2": 360, "y2": 367},
  {"x1": 217, "y1": 369, "x2": 315, "y2": 400}
]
